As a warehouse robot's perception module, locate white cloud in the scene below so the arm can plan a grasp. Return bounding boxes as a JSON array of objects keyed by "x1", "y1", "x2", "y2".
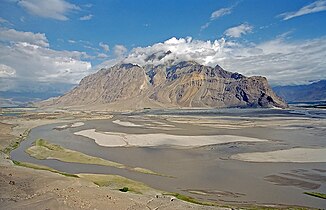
[
  {"x1": 79, "y1": 14, "x2": 93, "y2": 21},
  {"x1": 114, "y1": 45, "x2": 128, "y2": 57},
  {"x1": 97, "y1": 53, "x2": 108, "y2": 59},
  {"x1": 278, "y1": 0, "x2": 326, "y2": 20},
  {"x1": 17, "y1": 0, "x2": 80, "y2": 21},
  {"x1": 0, "y1": 64, "x2": 16, "y2": 78},
  {"x1": 0, "y1": 42, "x2": 91, "y2": 84},
  {"x1": 200, "y1": 22, "x2": 210, "y2": 31},
  {"x1": 0, "y1": 17, "x2": 12, "y2": 25},
  {"x1": 109, "y1": 36, "x2": 326, "y2": 85},
  {"x1": 68, "y1": 39, "x2": 77, "y2": 44},
  {"x1": 201, "y1": 6, "x2": 233, "y2": 31},
  {"x1": 224, "y1": 23, "x2": 253, "y2": 38},
  {"x1": 0, "y1": 18, "x2": 8, "y2": 24},
  {"x1": 210, "y1": 7, "x2": 232, "y2": 20},
  {"x1": 0, "y1": 28, "x2": 92, "y2": 91},
  {"x1": 99, "y1": 42, "x2": 109, "y2": 52},
  {"x1": 0, "y1": 27, "x2": 49, "y2": 47}
]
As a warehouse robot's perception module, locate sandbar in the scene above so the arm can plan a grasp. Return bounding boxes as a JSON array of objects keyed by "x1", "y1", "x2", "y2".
[
  {"x1": 112, "y1": 120, "x2": 142, "y2": 127},
  {"x1": 231, "y1": 148, "x2": 326, "y2": 163},
  {"x1": 74, "y1": 129, "x2": 267, "y2": 147},
  {"x1": 71, "y1": 122, "x2": 85, "y2": 127}
]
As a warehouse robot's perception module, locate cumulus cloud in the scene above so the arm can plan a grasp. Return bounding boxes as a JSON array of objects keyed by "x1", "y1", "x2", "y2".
[
  {"x1": 210, "y1": 7, "x2": 232, "y2": 20},
  {"x1": 0, "y1": 27, "x2": 49, "y2": 47},
  {"x1": 278, "y1": 0, "x2": 326, "y2": 20},
  {"x1": 99, "y1": 42, "x2": 109, "y2": 52},
  {"x1": 113, "y1": 36, "x2": 326, "y2": 85},
  {"x1": 224, "y1": 23, "x2": 253, "y2": 38},
  {"x1": 17, "y1": 0, "x2": 80, "y2": 21},
  {"x1": 114, "y1": 45, "x2": 128, "y2": 57},
  {"x1": 79, "y1": 14, "x2": 93, "y2": 21},
  {"x1": 0, "y1": 28, "x2": 91, "y2": 91}
]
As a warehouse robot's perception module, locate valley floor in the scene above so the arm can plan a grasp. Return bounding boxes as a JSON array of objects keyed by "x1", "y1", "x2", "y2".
[
  {"x1": 1, "y1": 108, "x2": 326, "y2": 209},
  {"x1": 0, "y1": 110, "x2": 229, "y2": 210}
]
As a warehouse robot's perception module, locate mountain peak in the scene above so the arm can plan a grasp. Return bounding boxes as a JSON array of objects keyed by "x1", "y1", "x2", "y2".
[{"x1": 43, "y1": 61, "x2": 288, "y2": 110}]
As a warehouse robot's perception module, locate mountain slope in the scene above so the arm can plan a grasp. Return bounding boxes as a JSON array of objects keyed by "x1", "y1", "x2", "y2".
[
  {"x1": 44, "y1": 61, "x2": 287, "y2": 110},
  {"x1": 273, "y1": 80, "x2": 326, "y2": 102}
]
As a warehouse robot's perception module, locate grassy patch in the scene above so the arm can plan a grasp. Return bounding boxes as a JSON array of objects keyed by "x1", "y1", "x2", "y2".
[
  {"x1": 12, "y1": 160, "x2": 158, "y2": 195},
  {"x1": 164, "y1": 193, "x2": 216, "y2": 206},
  {"x1": 78, "y1": 173, "x2": 160, "y2": 194},
  {"x1": 12, "y1": 160, "x2": 78, "y2": 178},
  {"x1": 3, "y1": 129, "x2": 30, "y2": 155},
  {"x1": 304, "y1": 192, "x2": 326, "y2": 199},
  {"x1": 26, "y1": 139, "x2": 162, "y2": 176},
  {"x1": 132, "y1": 167, "x2": 168, "y2": 176}
]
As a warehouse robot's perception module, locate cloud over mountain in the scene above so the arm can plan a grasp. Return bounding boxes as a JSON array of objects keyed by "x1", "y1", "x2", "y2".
[{"x1": 119, "y1": 36, "x2": 326, "y2": 85}]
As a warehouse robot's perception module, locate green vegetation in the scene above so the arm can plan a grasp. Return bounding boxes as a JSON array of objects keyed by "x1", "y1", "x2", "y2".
[
  {"x1": 78, "y1": 174, "x2": 159, "y2": 194},
  {"x1": 3, "y1": 129, "x2": 30, "y2": 155},
  {"x1": 304, "y1": 192, "x2": 326, "y2": 199},
  {"x1": 27, "y1": 139, "x2": 161, "y2": 176},
  {"x1": 12, "y1": 160, "x2": 159, "y2": 195},
  {"x1": 164, "y1": 193, "x2": 216, "y2": 206},
  {"x1": 12, "y1": 160, "x2": 78, "y2": 178}
]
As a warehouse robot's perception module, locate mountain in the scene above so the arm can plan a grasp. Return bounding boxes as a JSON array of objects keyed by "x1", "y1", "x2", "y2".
[
  {"x1": 42, "y1": 61, "x2": 287, "y2": 110},
  {"x1": 273, "y1": 80, "x2": 326, "y2": 102},
  {"x1": 0, "y1": 83, "x2": 75, "y2": 108}
]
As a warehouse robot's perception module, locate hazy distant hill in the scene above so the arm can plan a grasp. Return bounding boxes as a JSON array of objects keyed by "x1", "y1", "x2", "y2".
[
  {"x1": 273, "y1": 80, "x2": 326, "y2": 102},
  {"x1": 0, "y1": 83, "x2": 74, "y2": 107},
  {"x1": 42, "y1": 61, "x2": 287, "y2": 110}
]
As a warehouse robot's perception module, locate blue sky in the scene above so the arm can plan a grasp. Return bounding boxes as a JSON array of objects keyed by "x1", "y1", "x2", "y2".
[{"x1": 0, "y1": 0, "x2": 326, "y2": 94}]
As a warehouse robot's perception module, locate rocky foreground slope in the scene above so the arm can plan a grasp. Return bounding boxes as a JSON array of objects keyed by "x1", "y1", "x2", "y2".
[{"x1": 44, "y1": 61, "x2": 287, "y2": 109}]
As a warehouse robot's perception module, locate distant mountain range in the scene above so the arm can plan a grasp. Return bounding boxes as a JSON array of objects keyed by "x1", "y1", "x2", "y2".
[
  {"x1": 0, "y1": 83, "x2": 74, "y2": 107},
  {"x1": 273, "y1": 80, "x2": 326, "y2": 103},
  {"x1": 41, "y1": 61, "x2": 287, "y2": 110}
]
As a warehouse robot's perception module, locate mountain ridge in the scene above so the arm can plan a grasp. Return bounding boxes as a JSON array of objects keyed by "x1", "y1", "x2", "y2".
[
  {"x1": 273, "y1": 80, "x2": 326, "y2": 103},
  {"x1": 42, "y1": 61, "x2": 287, "y2": 110}
]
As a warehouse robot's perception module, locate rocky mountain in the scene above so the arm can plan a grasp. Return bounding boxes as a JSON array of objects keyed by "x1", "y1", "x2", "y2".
[
  {"x1": 44, "y1": 61, "x2": 287, "y2": 110},
  {"x1": 273, "y1": 80, "x2": 326, "y2": 103}
]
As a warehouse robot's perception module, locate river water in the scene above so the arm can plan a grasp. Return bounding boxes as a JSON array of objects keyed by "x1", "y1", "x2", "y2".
[{"x1": 11, "y1": 108, "x2": 326, "y2": 208}]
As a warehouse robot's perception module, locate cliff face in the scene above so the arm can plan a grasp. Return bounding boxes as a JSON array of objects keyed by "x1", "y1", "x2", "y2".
[
  {"x1": 53, "y1": 64, "x2": 149, "y2": 106},
  {"x1": 47, "y1": 61, "x2": 287, "y2": 109}
]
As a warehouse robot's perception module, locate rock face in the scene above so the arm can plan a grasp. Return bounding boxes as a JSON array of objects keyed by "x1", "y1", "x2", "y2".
[{"x1": 48, "y1": 61, "x2": 287, "y2": 109}]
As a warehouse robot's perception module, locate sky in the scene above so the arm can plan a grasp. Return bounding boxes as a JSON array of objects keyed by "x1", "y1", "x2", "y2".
[{"x1": 0, "y1": 0, "x2": 326, "y2": 95}]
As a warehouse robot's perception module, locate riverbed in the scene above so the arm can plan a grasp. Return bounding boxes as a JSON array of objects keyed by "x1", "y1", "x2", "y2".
[{"x1": 11, "y1": 108, "x2": 326, "y2": 208}]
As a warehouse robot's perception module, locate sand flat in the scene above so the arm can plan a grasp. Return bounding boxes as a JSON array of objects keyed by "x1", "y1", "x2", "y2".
[
  {"x1": 112, "y1": 120, "x2": 143, "y2": 127},
  {"x1": 71, "y1": 122, "x2": 85, "y2": 127},
  {"x1": 231, "y1": 148, "x2": 326, "y2": 163},
  {"x1": 74, "y1": 129, "x2": 267, "y2": 147},
  {"x1": 75, "y1": 129, "x2": 127, "y2": 147}
]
